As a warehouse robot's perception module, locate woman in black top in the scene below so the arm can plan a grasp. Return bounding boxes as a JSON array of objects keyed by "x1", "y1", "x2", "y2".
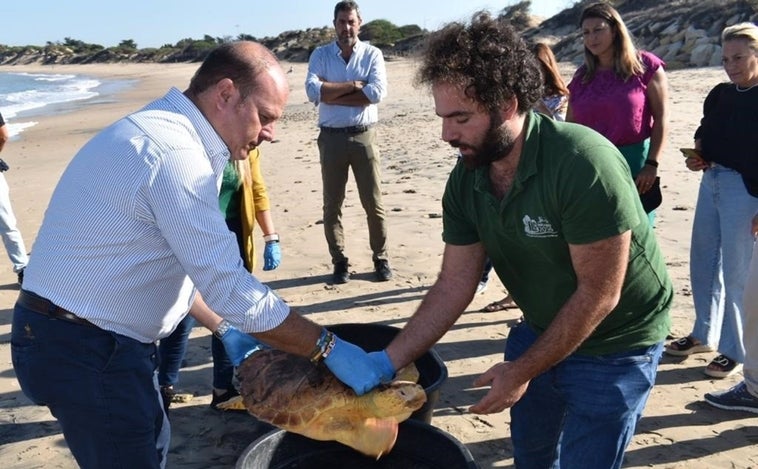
[{"x1": 666, "y1": 23, "x2": 758, "y2": 379}]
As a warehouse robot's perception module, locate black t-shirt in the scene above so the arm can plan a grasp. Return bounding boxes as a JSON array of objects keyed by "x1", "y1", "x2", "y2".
[{"x1": 694, "y1": 82, "x2": 758, "y2": 196}]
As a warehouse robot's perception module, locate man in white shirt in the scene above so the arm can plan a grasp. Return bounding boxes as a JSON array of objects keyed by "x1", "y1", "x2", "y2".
[
  {"x1": 305, "y1": 1, "x2": 392, "y2": 284},
  {"x1": 11, "y1": 41, "x2": 393, "y2": 469}
]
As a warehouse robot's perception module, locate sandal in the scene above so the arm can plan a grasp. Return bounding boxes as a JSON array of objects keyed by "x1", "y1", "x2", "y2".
[
  {"x1": 664, "y1": 336, "x2": 712, "y2": 357},
  {"x1": 705, "y1": 355, "x2": 743, "y2": 379},
  {"x1": 481, "y1": 295, "x2": 518, "y2": 312}
]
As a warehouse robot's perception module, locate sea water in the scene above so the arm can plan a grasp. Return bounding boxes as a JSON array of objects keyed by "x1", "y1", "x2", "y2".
[{"x1": 0, "y1": 71, "x2": 133, "y2": 139}]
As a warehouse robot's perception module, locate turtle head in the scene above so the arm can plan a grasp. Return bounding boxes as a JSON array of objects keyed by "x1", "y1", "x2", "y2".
[{"x1": 370, "y1": 381, "x2": 426, "y2": 418}]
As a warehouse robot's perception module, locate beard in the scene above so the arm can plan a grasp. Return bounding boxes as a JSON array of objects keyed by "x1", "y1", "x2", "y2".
[
  {"x1": 337, "y1": 32, "x2": 357, "y2": 48},
  {"x1": 452, "y1": 111, "x2": 516, "y2": 170}
]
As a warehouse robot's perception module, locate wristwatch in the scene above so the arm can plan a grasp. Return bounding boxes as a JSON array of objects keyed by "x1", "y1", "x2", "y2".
[{"x1": 213, "y1": 319, "x2": 232, "y2": 339}]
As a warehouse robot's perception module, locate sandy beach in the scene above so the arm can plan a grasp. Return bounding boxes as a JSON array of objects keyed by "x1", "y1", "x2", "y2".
[{"x1": 0, "y1": 58, "x2": 756, "y2": 468}]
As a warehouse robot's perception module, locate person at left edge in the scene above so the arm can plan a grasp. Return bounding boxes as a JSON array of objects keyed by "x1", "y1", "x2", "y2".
[
  {"x1": 0, "y1": 112, "x2": 29, "y2": 285},
  {"x1": 10, "y1": 41, "x2": 393, "y2": 469}
]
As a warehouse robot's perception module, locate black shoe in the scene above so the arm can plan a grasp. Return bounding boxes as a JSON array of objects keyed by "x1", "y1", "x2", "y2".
[
  {"x1": 332, "y1": 260, "x2": 350, "y2": 284},
  {"x1": 160, "y1": 385, "x2": 175, "y2": 415},
  {"x1": 17, "y1": 269, "x2": 23, "y2": 286},
  {"x1": 210, "y1": 388, "x2": 245, "y2": 412},
  {"x1": 374, "y1": 259, "x2": 393, "y2": 281}
]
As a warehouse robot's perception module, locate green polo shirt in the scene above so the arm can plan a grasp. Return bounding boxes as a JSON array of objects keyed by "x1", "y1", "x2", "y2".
[{"x1": 442, "y1": 112, "x2": 672, "y2": 355}]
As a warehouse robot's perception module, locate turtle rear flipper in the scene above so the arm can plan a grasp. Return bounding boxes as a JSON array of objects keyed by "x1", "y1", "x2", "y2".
[{"x1": 215, "y1": 395, "x2": 245, "y2": 411}]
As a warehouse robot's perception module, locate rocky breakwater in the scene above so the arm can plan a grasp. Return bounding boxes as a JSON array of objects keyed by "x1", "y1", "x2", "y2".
[{"x1": 527, "y1": 0, "x2": 758, "y2": 69}]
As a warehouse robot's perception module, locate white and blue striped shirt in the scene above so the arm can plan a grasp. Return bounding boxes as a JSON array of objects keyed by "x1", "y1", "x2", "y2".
[
  {"x1": 305, "y1": 40, "x2": 387, "y2": 128},
  {"x1": 23, "y1": 87, "x2": 290, "y2": 343}
]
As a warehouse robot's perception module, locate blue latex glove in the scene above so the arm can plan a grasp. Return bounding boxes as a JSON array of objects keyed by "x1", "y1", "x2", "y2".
[
  {"x1": 367, "y1": 350, "x2": 396, "y2": 384},
  {"x1": 323, "y1": 333, "x2": 386, "y2": 395},
  {"x1": 218, "y1": 326, "x2": 265, "y2": 366},
  {"x1": 263, "y1": 241, "x2": 281, "y2": 271}
]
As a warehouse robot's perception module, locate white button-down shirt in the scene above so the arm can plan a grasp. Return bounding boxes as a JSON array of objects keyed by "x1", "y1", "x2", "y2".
[
  {"x1": 305, "y1": 40, "x2": 387, "y2": 128},
  {"x1": 23, "y1": 87, "x2": 290, "y2": 343}
]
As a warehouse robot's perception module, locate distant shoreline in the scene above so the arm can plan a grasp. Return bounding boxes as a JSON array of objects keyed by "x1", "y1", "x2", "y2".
[
  {"x1": 0, "y1": 63, "x2": 197, "y2": 140},
  {"x1": 0, "y1": 68, "x2": 136, "y2": 139}
]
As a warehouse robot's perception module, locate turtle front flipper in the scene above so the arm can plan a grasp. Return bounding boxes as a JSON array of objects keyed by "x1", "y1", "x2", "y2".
[{"x1": 334, "y1": 416, "x2": 399, "y2": 459}]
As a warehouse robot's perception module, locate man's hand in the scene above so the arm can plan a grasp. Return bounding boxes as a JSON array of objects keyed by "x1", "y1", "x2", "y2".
[
  {"x1": 323, "y1": 334, "x2": 386, "y2": 395},
  {"x1": 217, "y1": 325, "x2": 265, "y2": 366},
  {"x1": 468, "y1": 361, "x2": 529, "y2": 414},
  {"x1": 367, "y1": 349, "x2": 396, "y2": 383}
]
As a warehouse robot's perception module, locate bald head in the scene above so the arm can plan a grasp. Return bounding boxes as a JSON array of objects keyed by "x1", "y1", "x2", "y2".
[
  {"x1": 184, "y1": 41, "x2": 289, "y2": 161},
  {"x1": 187, "y1": 41, "x2": 285, "y2": 100}
]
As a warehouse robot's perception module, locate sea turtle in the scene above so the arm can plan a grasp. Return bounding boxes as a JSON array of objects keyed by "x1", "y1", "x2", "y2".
[{"x1": 218, "y1": 348, "x2": 426, "y2": 458}]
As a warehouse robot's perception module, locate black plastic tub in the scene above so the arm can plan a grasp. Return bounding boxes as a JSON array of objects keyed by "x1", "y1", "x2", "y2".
[
  {"x1": 326, "y1": 323, "x2": 447, "y2": 424},
  {"x1": 235, "y1": 419, "x2": 479, "y2": 469}
]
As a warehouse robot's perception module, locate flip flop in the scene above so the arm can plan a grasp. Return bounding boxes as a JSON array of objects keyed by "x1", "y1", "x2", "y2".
[{"x1": 481, "y1": 296, "x2": 517, "y2": 312}]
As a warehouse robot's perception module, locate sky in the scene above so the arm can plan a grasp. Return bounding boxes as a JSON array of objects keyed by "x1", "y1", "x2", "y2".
[{"x1": 0, "y1": 0, "x2": 574, "y2": 49}]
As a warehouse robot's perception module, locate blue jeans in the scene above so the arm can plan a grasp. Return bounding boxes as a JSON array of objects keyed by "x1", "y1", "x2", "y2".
[
  {"x1": 157, "y1": 314, "x2": 195, "y2": 387},
  {"x1": 481, "y1": 258, "x2": 493, "y2": 284},
  {"x1": 11, "y1": 303, "x2": 169, "y2": 469},
  {"x1": 211, "y1": 334, "x2": 235, "y2": 390},
  {"x1": 690, "y1": 165, "x2": 758, "y2": 362},
  {"x1": 744, "y1": 243, "x2": 758, "y2": 396},
  {"x1": 158, "y1": 215, "x2": 242, "y2": 391},
  {"x1": 506, "y1": 322, "x2": 663, "y2": 469},
  {"x1": 158, "y1": 314, "x2": 235, "y2": 391}
]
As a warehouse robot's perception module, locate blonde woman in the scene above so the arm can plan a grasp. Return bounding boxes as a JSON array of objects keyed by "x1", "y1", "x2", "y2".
[{"x1": 667, "y1": 23, "x2": 758, "y2": 379}]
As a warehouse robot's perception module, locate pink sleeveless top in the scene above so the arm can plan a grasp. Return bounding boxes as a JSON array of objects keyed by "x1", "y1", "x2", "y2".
[{"x1": 568, "y1": 51, "x2": 664, "y2": 147}]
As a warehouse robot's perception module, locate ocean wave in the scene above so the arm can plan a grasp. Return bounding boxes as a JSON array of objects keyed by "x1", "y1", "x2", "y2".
[{"x1": 0, "y1": 72, "x2": 103, "y2": 138}]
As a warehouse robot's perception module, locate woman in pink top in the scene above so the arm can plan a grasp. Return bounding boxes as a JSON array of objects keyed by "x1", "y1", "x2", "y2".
[{"x1": 567, "y1": 2, "x2": 668, "y2": 223}]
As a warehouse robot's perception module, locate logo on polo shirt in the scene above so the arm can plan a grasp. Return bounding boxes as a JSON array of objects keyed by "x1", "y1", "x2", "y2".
[{"x1": 522, "y1": 215, "x2": 558, "y2": 238}]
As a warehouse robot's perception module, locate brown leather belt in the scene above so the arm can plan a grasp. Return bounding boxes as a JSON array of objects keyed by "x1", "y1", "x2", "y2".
[{"x1": 17, "y1": 290, "x2": 97, "y2": 328}]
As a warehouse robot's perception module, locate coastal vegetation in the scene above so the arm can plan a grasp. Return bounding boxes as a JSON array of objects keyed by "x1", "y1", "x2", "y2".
[{"x1": 0, "y1": 0, "x2": 757, "y2": 68}]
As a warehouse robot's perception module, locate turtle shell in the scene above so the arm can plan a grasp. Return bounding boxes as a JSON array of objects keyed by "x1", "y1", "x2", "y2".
[{"x1": 236, "y1": 348, "x2": 426, "y2": 458}]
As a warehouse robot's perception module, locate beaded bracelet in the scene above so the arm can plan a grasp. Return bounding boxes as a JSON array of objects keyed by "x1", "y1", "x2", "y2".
[
  {"x1": 309, "y1": 329, "x2": 335, "y2": 364},
  {"x1": 320, "y1": 333, "x2": 337, "y2": 361}
]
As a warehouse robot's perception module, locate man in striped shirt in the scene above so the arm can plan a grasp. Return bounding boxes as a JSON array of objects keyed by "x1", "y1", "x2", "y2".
[{"x1": 10, "y1": 41, "x2": 393, "y2": 469}]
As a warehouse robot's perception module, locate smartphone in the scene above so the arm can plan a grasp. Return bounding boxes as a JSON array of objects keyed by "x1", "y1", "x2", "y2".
[{"x1": 680, "y1": 148, "x2": 702, "y2": 159}]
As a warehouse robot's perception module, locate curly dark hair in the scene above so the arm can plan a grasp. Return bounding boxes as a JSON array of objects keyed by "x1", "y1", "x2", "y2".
[{"x1": 416, "y1": 11, "x2": 542, "y2": 114}]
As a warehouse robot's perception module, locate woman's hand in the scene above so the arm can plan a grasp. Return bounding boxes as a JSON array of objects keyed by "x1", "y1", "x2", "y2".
[
  {"x1": 685, "y1": 155, "x2": 709, "y2": 172},
  {"x1": 635, "y1": 164, "x2": 658, "y2": 194}
]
